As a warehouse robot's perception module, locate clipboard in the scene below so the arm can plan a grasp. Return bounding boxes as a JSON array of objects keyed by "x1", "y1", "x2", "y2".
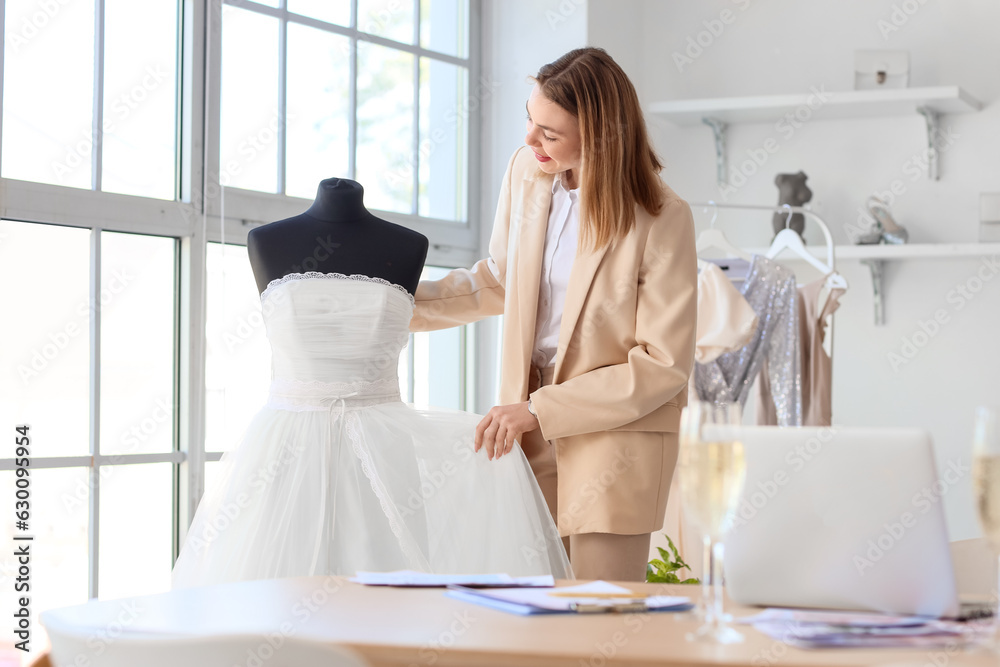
[{"x1": 444, "y1": 581, "x2": 692, "y2": 615}]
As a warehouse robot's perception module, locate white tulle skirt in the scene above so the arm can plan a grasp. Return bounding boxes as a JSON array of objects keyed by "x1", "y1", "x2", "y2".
[{"x1": 171, "y1": 399, "x2": 572, "y2": 588}]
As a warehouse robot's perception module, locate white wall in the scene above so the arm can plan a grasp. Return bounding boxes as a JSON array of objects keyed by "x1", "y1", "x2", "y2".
[
  {"x1": 485, "y1": 1, "x2": 1000, "y2": 540},
  {"x1": 476, "y1": 0, "x2": 588, "y2": 412},
  {"x1": 482, "y1": 0, "x2": 588, "y2": 222}
]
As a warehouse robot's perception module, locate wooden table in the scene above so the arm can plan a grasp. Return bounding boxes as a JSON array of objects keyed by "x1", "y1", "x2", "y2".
[{"x1": 38, "y1": 577, "x2": 999, "y2": 667}]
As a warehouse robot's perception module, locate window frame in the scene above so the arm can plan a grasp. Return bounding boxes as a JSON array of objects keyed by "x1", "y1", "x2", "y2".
[
  {"x1": 203, "y1": 0, "x2": 482, "y2": 256},
  {"x1": 0, "y1": 0, "x2": 482, "y2": 601}
]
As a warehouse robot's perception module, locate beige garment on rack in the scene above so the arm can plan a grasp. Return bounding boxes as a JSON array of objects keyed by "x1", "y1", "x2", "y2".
[
  {"x1": 691, "y1": 264, "x2": 759, "y2": 365},
  {"x1": 755, "y1": 275, "x2": 845, "y2": 427},
  {"x1": 655, "y1": 263, "x2": 758, "y2": 578}
]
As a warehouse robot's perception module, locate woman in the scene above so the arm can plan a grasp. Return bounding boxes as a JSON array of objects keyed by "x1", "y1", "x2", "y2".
[{"x1": 410, "y1": 47, "x2": 697, "y2": 581}]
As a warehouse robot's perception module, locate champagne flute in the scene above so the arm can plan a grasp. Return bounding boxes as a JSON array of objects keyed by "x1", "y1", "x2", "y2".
[
  {"x1": 972, "y1": 406, "x2": 1000, "y2": 648},
  {"x1": 678, "y1": 401, "x2": 747, "y2": 644}
]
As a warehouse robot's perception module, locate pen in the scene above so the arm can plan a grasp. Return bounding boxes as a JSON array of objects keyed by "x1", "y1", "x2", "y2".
[
  {"x1": 571, "y1": 602, "x2": 649, "y2": 613},
  {"x1": 547, "y1": 591, "x2": 644, "y2": 599}
]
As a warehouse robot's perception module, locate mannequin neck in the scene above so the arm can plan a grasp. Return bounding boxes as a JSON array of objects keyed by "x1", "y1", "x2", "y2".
[{"x1": 304, "y1": 178, "x2": 371, "y2": 223}]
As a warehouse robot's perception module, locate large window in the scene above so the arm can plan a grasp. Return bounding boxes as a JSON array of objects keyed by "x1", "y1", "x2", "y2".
[
  {"x1": 210, "y1": 0, "x2": 476, "y2": 247},
  {"x1": 2, "y1": 0, "x2": 179, "y2": 198},
  {"x1": 0, "y1": 1, "x2": 479, "y2": 662},
  {"x1": 0, "y1": 220, "x2": 180, "y2": 647}
]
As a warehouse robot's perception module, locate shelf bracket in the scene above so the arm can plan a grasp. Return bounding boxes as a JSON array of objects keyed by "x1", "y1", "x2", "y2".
[
  {"x1": 702, "y1": 117, "x2": 728, "y2": 187},
  {"x1": 916, "y1": 106, "x2": 941, "y2": 181},
  {"x1": 861, "y1": 258, "x2": 886, "y2": 326}
]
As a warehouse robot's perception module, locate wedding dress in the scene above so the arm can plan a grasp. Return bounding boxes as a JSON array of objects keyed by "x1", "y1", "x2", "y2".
[{"x1": 171, "y1": 272, "x2": 572, "y2": 588}]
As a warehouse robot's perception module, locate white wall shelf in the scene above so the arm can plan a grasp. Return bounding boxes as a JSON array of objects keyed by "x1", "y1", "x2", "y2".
[
  {"x1": 691, "y1": 202, "x2": 998, "y2": 324},
  {"x1": 651, "y1": 86, "x2": 983, "y2": 183},
  {"x1": 747, "y1": 242, "x2": 1000, "y2": 325},
  {"x1": 746, "y1": 242, "x2": 1000, "y2": 261},
  {"x1": 649, "y1": 86, "x2": 982, "y2": 125}
]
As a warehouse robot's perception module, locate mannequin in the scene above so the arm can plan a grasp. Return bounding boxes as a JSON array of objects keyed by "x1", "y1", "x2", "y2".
[
  {"x1": 247, "y1": 178, "x2": 429, "y2": 295},
  {"x1": 172, "y1": 178, "x2": 573, "y2": 587}
]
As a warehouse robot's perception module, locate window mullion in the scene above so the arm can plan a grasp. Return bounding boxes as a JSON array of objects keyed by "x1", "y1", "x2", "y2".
[
  {"x1": 0, "y1": 0, "x2": 6, "y2": 177},
  {"x1": 88, "y1": 227, "x2": 103, "y2": 598},
  {"x1": 406, "y1": 334, "x2": 415, "y2": 403},
  {"x1": 411, "y1": 0, "x2": 420, "y2": 215},
  {"x1": 176, "y1": 0, "x2": 213, "y2": 553},
  {"x1": 277, "y1": 2, "x2": 287, "y2": 194},
  {"x1": 458, "y1": 325, "x2": 467, "y2": 412},
  {"x1": 92, "y1": 0, "x2": 106, "y2": 191},
  {"x1": 348, "y1": 0, "x2": 358, "y2": 180}
]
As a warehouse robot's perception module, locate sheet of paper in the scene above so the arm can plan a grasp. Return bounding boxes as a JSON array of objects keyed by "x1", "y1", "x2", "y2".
[
  {"x1": 351, "y1": 570, "x2": 554, "y2": 587},
  {"x1": 546, "y1": 581, "x2": 637, "y2": 596},
  {"x1": 737, "y1": 608, "x2": 929, "y2": 627},
  {"x1": 740, "y1": 607, "x2": 974, "y2": 649}
]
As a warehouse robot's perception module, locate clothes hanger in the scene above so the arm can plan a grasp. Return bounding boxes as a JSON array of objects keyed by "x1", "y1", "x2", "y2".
[
  {"x1": 695, "y1": 201, "x2": 753, "y2": 263},
  {"x1": 766, "y1": 205, "x2": 848, "y2": 291}
]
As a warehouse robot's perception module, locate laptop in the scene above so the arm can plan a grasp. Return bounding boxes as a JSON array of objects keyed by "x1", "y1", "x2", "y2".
[{"x1": 722, "y1": 426, "x2": 984, "y2": 619}]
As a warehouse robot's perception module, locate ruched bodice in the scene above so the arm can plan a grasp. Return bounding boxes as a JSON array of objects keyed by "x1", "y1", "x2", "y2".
[{"x1": 260, "y1": 273, "x2": 414, "y2": 410}]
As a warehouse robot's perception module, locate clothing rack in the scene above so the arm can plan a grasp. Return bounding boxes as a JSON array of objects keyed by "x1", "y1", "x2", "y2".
[
  {"x1": 689, "y1": 201, "x2": 845, "y2": 424},
  {"x1": 688, "y1": 202, "x2": 838, "y2": 268},
  {"x1": 687, "y1": 202, "x2": 862, "y2": 319}
]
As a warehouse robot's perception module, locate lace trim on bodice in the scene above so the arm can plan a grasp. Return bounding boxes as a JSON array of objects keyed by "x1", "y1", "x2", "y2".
[{"x1": 260, "y1": 271, "x2": 416, "y2": 306}]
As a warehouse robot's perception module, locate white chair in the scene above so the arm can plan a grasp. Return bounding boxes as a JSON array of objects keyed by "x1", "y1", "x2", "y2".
[{"x1": 44, "y1": 624, "x2": 370, "y2": 667}]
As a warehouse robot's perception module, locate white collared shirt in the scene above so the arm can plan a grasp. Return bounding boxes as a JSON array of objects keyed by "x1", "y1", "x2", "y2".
[{"x1": 532, "y1": 172, "x2": 579, "y2": 369}]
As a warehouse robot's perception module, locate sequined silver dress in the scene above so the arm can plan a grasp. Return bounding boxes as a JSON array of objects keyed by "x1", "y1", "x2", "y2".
[{"x1": 693, "y1": 255, "x2": 802, "y2": 426}]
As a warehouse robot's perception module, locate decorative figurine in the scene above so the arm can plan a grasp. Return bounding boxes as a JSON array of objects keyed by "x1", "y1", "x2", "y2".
[{"x1": 772, "y1": 171, "x2": 812, "y2": 241}]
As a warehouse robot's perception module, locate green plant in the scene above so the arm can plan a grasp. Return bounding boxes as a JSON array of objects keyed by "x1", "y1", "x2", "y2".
[{"x1": 646, "y1": 533, "x2": 699, "y2": 584}]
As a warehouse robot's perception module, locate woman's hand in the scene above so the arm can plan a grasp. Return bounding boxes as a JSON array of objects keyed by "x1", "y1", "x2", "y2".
[{"x1": 475, "y1": 402, "x2": 539, "y2": 461}]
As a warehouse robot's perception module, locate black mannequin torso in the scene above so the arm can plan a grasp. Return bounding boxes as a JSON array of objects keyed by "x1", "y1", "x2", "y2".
[{"x1": 247, "y1": 178, "x2": 429, "y2": 295}]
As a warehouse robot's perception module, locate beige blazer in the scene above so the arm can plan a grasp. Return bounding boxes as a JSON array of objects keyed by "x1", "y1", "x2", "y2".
[{"x1": 410, "y1": 146, "x2": 697, "y2": 535}]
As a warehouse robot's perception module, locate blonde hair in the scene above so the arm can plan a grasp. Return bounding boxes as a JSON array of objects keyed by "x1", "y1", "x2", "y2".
[{"x1": 533, "y1": 47, "x2": 664, "y2": 251}]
